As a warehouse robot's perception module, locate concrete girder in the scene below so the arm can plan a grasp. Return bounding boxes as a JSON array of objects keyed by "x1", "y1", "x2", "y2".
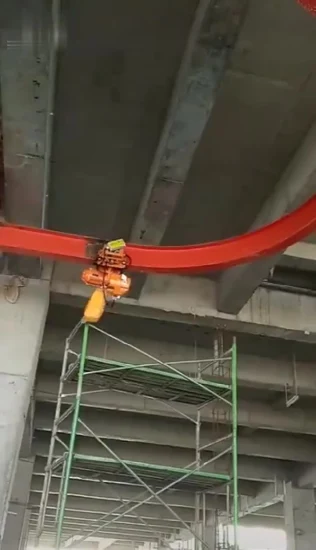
[
  {"x1": 28, "y1": 519, "x2": 171, "y2": 538},
  {"x1": 34, "y1": 535, "x2": 158, "y2": 548},
  {"x1": 251, "y1": 503, "x2": 283, "y2": 519},
  {"x1": 30, "y1": 476, "x2": 226, "y2": 510},
  {"x1": 179, "y1": 515, "x2": 286, "y2": 533},
  {"x1": 239, "y1": 481, "x2": 284, "y2": 519},
  {"x1": 218, "y1": 121, "x2": 316, "y2": 314},
  {"x1": 130, "y1": 0, "x2": 247, "y2": 248},
  {"x1": 32, "y1": 432, "x2": 288, "y2": 483},
  {"x1": 29, "y1": 521, "x2": 165, "y2": 537},
  {"x1": 40, "y1": 325, "x2": 316, "y2": 397},
  {"x1": 35, "y1": 372, "x2": 316, "y2": 464},
  {"x1": 29, "y1": 492, "x2": 284, "y2": 522},
  {"x1": 28, "y1": 514, "x2": 285, "y2": 538},
  {"x1": 51, "y1": 264, "x2": 316, "y2": 343},
  {"x1": 32, "y1": 456, "x2": 257, "y2": 498},
  {"x1": 281, "y1": 242, "x2": 316, "y2": 273},
  {"x1": 29, "y1": 492, "x2": 204, "y2": 522},
  {"x1": 30, "y1": 510, "x2": 181, "y2": 531},
  {"x1": 30, "y1": 525, "x2": 159, "y2": 544},
  {"x1": 34, "y1": 399, "x2": 316, "y2": 449}
]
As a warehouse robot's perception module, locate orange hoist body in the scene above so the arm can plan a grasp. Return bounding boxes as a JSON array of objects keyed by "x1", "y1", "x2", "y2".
[{"x1": 81, "y1": 241, "x2": 131, "y2": 323}]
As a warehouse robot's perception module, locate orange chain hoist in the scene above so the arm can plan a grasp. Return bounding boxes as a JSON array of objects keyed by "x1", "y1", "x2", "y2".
[{"x1": 81, "y1": 239, "x2": 131, "y2": 323}]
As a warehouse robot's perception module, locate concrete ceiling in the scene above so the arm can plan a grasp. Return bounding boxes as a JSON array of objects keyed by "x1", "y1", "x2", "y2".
[
  {"x1": 48, "y1": 0, "x2": 198, "y2": 239},
  {"x1": 2, "y1": 0, "x2": 316, "y2": 548},
  {"x1": 47, "y1": 0, "x2": 316, "y2": 245}
]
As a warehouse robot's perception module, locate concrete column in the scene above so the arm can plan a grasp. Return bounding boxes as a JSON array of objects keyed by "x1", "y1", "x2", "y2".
[
  {"x1": 2, "y1": 459, "x2": 34, "y2": 550},
  {"x1": 0, "y1": 279, "x2": 49, "y2": 541},
  {"x1": 178, "y1": 516, "x2": 216, "y2": 550},
  {"x1": 284, "y1": 482, "x2": 316, "y2": 550},
  {"x1": 203, "y1": 511, "x2": 216, "y2": 550},
  {"x1": 18, "y1": 508, "x2": 32, "y2": 550}
]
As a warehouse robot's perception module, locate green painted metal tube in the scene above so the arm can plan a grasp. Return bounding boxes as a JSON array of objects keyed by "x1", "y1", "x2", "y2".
[
  {"x1": 56, "y1": 323, "x2": 89, "y2": 548},
  {"x1": 232, "y1": 338, "x2": 238, "y2": 549}
]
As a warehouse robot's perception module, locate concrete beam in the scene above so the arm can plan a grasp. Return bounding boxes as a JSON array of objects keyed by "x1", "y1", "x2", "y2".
[
  {"x1": 36, "y1": 372, "x2": 316, "y2": 464},
  {"x1": 253, "y1": 503, "x2": 284, "y2": 519},
  {"x1": 30, "y1": 524, "x2": 159, "y2": 544},
  {"x1": 33, "y1": 432, "x2": 288, "y2": 483},
  {"x1": 30, "y1": 524, "x2": 170, "y2": 543},
  {"x1": 30, "y1": 476, "x2": 225, "y2": 510},
  {"x1": 281, "y1": 242, "x2": 316, "y2": 273},
  {"x1": 41, "y1": 324, "x2": 316, "y2": 397},
  {"x1": 30, "y1": 522, "x2": 287, "y2": 549},
  {"x1": 30, "y1": 510, "x2": 181, "y2": 531},
  {"x1": 239, "y1": 481, "x2": 284, "y2": 519},
  {"x1": 0, "y1": 278, "x2": 49, "y2": 538},
  {"x1": 52, "y1": 265, "x2": 316, "y2": 343},
  {"x1": 130, "y1": 0, "x2": 247, "y2": 245},
  {"x1": 218, "y1": 122, "x2": 316, "y2": 314},
  {"x1": 30, "y1": 541, "x2": 104, "y2": 550},
  {"x1": 28, "y1": 519, "x2": 170, "y2": 538},
  {"x1": 29, "y1": 492, "x2": 200, "y2": 523},
  {"x1": 34, "y1": 398, "x2": 316, "y2": 448},
  {"x1": 32, "y1": 456, "x2": 257, "y2": 498},
  {"x1": 29, "y1": 492, "x2": 283, "y2": 522}
]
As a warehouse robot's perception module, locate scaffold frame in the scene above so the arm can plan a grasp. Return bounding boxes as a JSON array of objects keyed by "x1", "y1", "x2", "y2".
[{"x1": 34, "y1": 321, "x2": 238, "y2": 550}]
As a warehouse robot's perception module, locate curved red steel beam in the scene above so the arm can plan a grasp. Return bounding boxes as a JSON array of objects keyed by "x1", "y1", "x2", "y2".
[
  {"x1": 0, "y1": 195, "x2": 316, "y2": 273},
  {"x1": 297, "y1": 0, "x2": 316, "y2": 15},
  {"x1": 128, "y1": 195, "x2": 316, "y2": 273}
]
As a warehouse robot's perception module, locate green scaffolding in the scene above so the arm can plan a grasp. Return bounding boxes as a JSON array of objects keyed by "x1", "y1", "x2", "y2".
[{"x1": 34, "y1": 321, "x2": 238, "y2": 550}]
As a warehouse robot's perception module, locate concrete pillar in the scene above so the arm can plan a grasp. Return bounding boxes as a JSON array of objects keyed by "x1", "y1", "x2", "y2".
[
  {"x1": 178, "y1": 516, "x2": 216, "y2": 550},
  {"x1": 203, "y1": 511, "x2": 216, "y2": 550},
  {"x1": 2, "y1": 459, "x2": 34, "y2": 550},
  {"x1": 0, "y1": 279, "x2": 49, "y2": 541},
  {"x1": 284, "y1": 482, "x2": 316, "y2": 550},
  {"x1": 18, "y1": 508, "x2": 32, "y2": 550}
]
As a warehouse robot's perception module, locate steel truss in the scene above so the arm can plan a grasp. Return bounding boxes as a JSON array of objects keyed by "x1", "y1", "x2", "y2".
[{"x1": 34, "y1": 322, "x2": 238, "y2": 550}]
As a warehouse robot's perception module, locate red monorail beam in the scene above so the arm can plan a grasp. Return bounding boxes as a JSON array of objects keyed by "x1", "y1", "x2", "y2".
[
  {"x1": 0, "y1": 195, "x2": 316, "y2": 274},
  {"x1": 297, "y1": 0, "x2": 316, "y2": 14}
]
